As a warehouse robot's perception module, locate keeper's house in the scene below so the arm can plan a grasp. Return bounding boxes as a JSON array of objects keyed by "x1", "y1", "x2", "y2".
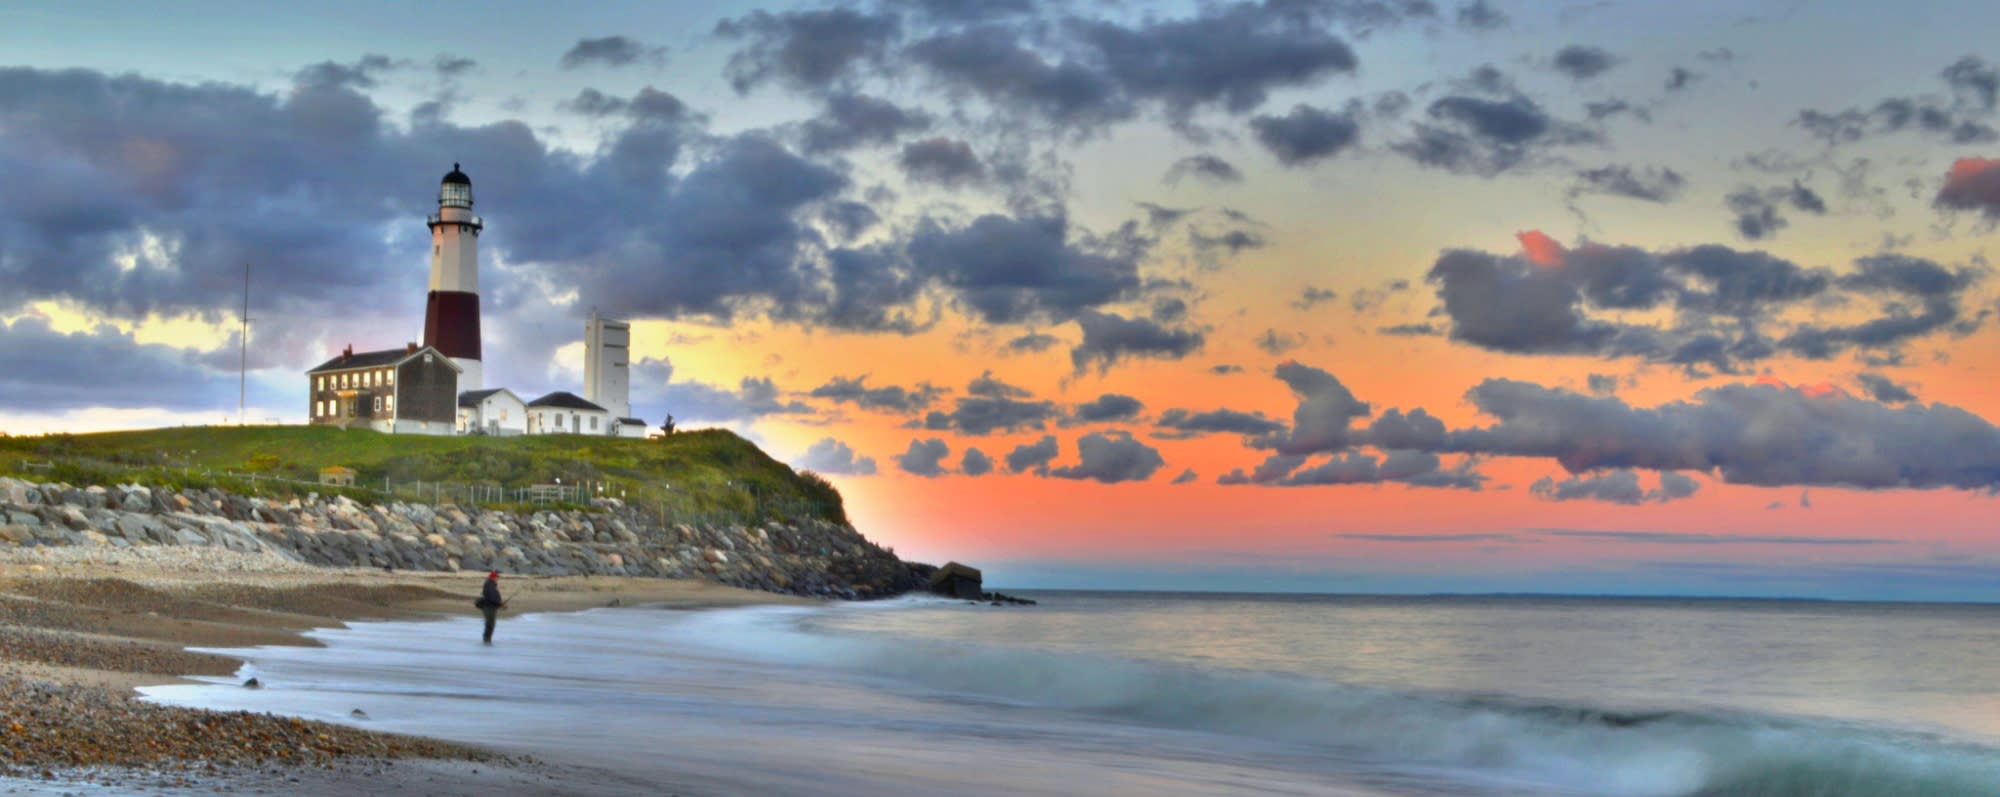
[{"x1": 307, "y1": 343, "x2": 461, "y2": 435}]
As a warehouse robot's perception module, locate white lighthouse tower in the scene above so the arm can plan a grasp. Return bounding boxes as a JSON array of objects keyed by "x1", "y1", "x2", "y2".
[{"x1": 422, "y1": 163, "x2": 483, "y2": 389}]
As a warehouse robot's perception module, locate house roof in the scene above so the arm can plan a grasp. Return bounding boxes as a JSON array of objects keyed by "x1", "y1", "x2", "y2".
[
  {"x1": 308, "y1": 345, "x2": 461, "y2": 375},
  {"x1": 527, "y1": 391, "x2": 606, "y2": 411},
  {"x1": 617, "y1": 417, "x2": 647, "y2": 425},
  {"x1": 458, "y1": 388, "x2": 520, "y2": 407}
]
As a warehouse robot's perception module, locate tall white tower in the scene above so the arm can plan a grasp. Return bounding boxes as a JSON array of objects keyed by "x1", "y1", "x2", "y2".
[
  {"x1": 584, "y1": 309, "x2": 631, "y2": 419},
  {"x1": 423, "y1": 163, "x2": 484, "y2": 390}
]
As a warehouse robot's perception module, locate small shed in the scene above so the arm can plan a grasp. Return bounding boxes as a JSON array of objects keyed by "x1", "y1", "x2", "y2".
[
  {"x1": 319, "y1": 466, "x2": 357, "y2": 487},
  {"x1": 929, "y1": 561, "x2": 984, "y2": 599}
]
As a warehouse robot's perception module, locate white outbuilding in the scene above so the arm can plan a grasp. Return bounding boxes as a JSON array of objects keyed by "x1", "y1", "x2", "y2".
[{"x1": 458, "y1": 388, "x2": 527, "y2": 436}]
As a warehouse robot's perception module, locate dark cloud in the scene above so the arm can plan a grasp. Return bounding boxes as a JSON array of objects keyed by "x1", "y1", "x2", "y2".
[
  {"x1": 1070, "y1": 310, "x2": 1205, "y2": 374},
  {"x1": 967, "y1": 370, "x2": 1032, "y2": 399},
  {"x1": 1584, "y1": 99, "x2": 1648, "y2": 123},
  {"x1": 895, "y1": 438, "x2": 952, "y2": 478},
  {"x1": 1255, "y1": 329, "x2": 1305, "y2": 356},
  {"x1": 1378, "y1": 323, "x2": 1441, "y2": 336},
  {"x1": 1587, "y1": 374, "x2": 1620, "y2": 396},
  {"x1": 1156, "y1": 408, "x2": 1288, "y2": 439},
  {"x1": 1257, "y1": 362, "x2": 1371, "y2": 455},
  {"x1": 558, "y1": 86, "x2": 694, "y2": 123},
  {"x1": 0, "y1": 317, "x2": 232, "y2": 411},
  {"x1": 716, "y1": 8, "x2": 898, "y2": 93},
  {"x1": 1270, "y1": 449, "x2": 1486, "y2": 489},
  {"x1": 433, "y1": 55, "x2": 477, "y2": 78},
  {"x1": 1189, "y1": 228, "x2": 1268, "y2": 261},
  {"x1": 1530, "y1": 469, "x2": 1700, "y2": 504},
  {"x1": 1856, "y1": 373, "x2": 1916, "y2": 404},
  {"x1": 1210, "y1": 364, "x2": 1244, "y2": 375},
  {"x1": 961, "y1": 447, "x2": 995, "y2": 476},
  {"x1": 799, "y1": 93, "x2": 932, "y2": 154},
  {"x1": 1426, "y1": 250, "x2": 1616, "y2": 354},
  {"x1": 1049, "y1": 431, "x2": 1166, "y2": 483},
  {"x1": 1396, "y1": 88, "x2": 1598, "y2": 176},
  {"x1": 1536, "y1": 529, "x2": 1902, "y2": 546},
  {"x1": 1363, "y1": 407, "x2": 1448, "y2": 449},
  {"x1": 293, "y1": 55, "x2": 401, "y2": 89},
  {"x1": 908, "y1": 215, "x2": 1142, "y2": 325},
  {"x1": 1552, "y1": 45, "x2": 1618, "y2": 80},
  {"x1": 1006, "y1": 435, "x2": 1060, "y2": 475},
  {"x1": 905, "y1": 27, "x2": 1133, "y2": 130},
  {"x1": 560, "y1": 36, "x2": 665, "y2": 70},
  {"x1": 1171, "y1": 468, "x2": 1198, "y2": 485},
  {"x1": 1294, "y1": 286, "x2": 1339, "y2": 310},
  {"x1": 795, "y1": 437, "x2": 878, "y2": 475},
  {"x1": 899, "y1": 137, "x2": 986, "y2": 186},
  {"x1": 1069, "y1": 393, "x2": 1145, "y2": 425},
  {"x1": 809, "y1": 375, "x2": 942, "y2": 412},
  {"x1": 1665, "y1": 67, "x2": 1697, "y2": 92},
  {"x1": 1250, "y1": 104, "x2": 1361, "y2": 166},
  {"x1": 1065, "y1": 5, "x2": 1359, "y2": 120},
  {"x1": 1572, "y1": 165, "x2": 1685, "y2": 203},
  {"x1": 634, "y1": 360, "x2": 814, "y2": 423},
  {"x1": 1726, "y1": 187, "x2": 1788, "y2": 240},
  {"x1": 886, "y1": 0, "x2": 1036, "y2": 23},
  {"x1": 1797, "y1": 56, "x2": 2000, "y2": 145},
  {"x1": 1455, "y1": 0, "x2": 1508, "y2": 30},
  {"x1": 1165, "y1": 153, "x2": 1244, "y2": 185},
  {"x1": 1449, "y1": 379, "x2": 2000, "y2": 490},
  {"x1": 1151, "y1": 297, "x2": 1189, "y2": 324},
  {"x1": 1935, "y1": 158, "x2": 2000, "y2": 219},
  {"x1": 1340, "y1": 532, "x2": 1517, "y2": 543},
  {"x1": 923, "y1": 395, "x2": 1060, "y2": 435},
  {"x1": 1007, "y1": 332, "x2": 1062, "y2": 353},
  {"x1": 1778, "y1": 254, "x2": 1982, "y2": 358}
]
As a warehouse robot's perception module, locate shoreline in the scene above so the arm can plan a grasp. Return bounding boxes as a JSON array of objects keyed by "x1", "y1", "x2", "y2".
[{"x1": 0, "y1": 545, "x2": 807, "y2": 794}]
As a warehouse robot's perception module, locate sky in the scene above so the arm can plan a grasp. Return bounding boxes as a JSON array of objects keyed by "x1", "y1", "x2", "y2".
[{"x1": 2, "y1": 0, "x2": 1998, "y2": 600}]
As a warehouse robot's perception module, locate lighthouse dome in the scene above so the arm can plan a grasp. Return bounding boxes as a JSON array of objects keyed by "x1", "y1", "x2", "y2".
[{"x1": 439, "y1": 163, "x2": 473, "y2": 208}]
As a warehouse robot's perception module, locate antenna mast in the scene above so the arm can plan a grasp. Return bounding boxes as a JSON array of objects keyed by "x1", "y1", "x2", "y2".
[{"x1": 239, "y1": 263, "x2": 249, "y2": 425}]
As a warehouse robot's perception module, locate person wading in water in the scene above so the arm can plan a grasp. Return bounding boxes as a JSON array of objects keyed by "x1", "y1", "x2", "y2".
[{"x1": 476, "y1": 571, "x2": 506, "y2": 644}]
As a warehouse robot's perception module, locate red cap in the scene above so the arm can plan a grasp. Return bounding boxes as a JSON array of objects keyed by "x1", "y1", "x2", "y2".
[{"x1": 487, "y1": 571, "x2": 500, "y2": 579}]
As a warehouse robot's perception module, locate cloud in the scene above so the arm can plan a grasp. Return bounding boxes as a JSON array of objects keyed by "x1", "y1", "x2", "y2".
[
  {"x1": 899, "y1": 137, "x2": 985, "y2": 186},
  {"x1": 1255, "y1": 329, "x2": 1305, "y2": 356},
  {"x1": 1007, "y1": 332, "x2": 1062, "y2": 353},
  {"x1": 1294, "y1": 286, "x2": 1339, "y2": 310},
  {"x1": 1378, "y1": 323, "x2": 1440, "y2": 336},
  {"x1": 799, "y1": 93, "x2": 932, "y2": 154},
  {"x1": 1935, "y1": 157, "x2": 2000, "y2": 219},
  {"x1": 0, "y1": 316, "x2": 233, "y2": 412},
  {"x1": 1165, "y1": 154, "x2": 1244, "y2": 185},
  {"x1": 1535, "y1": 529, "x2": 1903, "y2": 546},
  {"x1": 1665, "y1": 67, "x2": 1697, "y2": 92},
  {"x1": 635, "y1": 360, "x2": 814, "y2": 423},
  {"x1": 1049, "y1": 431, "x2": 1166, "y2": 483},
  {"x1": 795, "y1": 437, "x2": 878, "y2": 475},
  {"x1": 1258, "y1": 362, "x2": 1371, "y2": 455},
  {"x1": 967, "y1": 370, "x2": 1032, "y2": 399},
  {"x1": 1269, "y1": 449, "x2": 1487, "y2": 489},
  {"x1": 1796, "y1": 56, "x2": 2000, "y2": 145},
  {"x1": 1006, "y1": 435, "x2": 1060, "y2": 475},
  {"x1": 1856, "y1": 373, "x2": 1916, "y2": 403},
  {"x1": 1449, "y1": 379, "x2": 2000, "y2": 490},
  {"x1": 1587, "y1": 374, "x2": 1620, "y2": 395},
  {"x1": 1171, "y1": 468, "x2": 1198, "y2": 485},
  {"x1": 1155, "y1": 408, "x2": 1288, "y2": 439},
  {"x1": 908, "y1": 215, "x2": 1142, "y2": 325},
  {"x1": 1456, "y1": 0, "x2": 1508, "y2": 30},
  {"x1": 895, "y1": 438, "x2": 952, "y2": 478},
  {"x1": 1552, "y1": 45, "x2": 1619, "y2": 80},
  {"x1": 560, "y1": 36, "x2": 665, "y2": 69},
  {"x1": 809, "y1": 375, "x2": 942, "y2": 412},
  {"x1": 1529, "y1": 469, "x2": 1701, "y2": 504},
  {"x1": 433, "y1": 54, "x2": 477, "y2": 78},
  {"x1": 1726, "y1": 182, "x2": 1826, "y2": 240},
  {"x1": 716, "y1": 8, "x2": 898, "y2": 93},
  {"x1": 294, "y1": 54, "x2": 402, "y2": 89},
  {"x1": 961, "y1": 447, "x2": 995, "y2": 476},
  {"x1": 1250, "y1": 104, "x2": 1361, "y2": 166},
  {"x1": 1339, "y1": 533, "x2": 1517, "y2": 543},
  {"x1": 1069, "y1": 393, "x2": 1145, "y2": 425},
  {"x1": 923, "y1": 387, "x2": 1061, "y2": 434},
  {"x1": 1069, "y1": 310, "x2": 1205, "y2": 374},
  {"x1": 1572, "y1": 165, "x2": 1685, "y2": 203},
  {"x1": 1395, "y1": 82, "x2": 1598, "y2": 176}
]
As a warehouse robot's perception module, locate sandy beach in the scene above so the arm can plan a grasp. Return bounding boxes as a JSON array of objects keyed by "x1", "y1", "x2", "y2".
[{"x1": 0, "y1": 545, "x2": 806, "y2": 795}]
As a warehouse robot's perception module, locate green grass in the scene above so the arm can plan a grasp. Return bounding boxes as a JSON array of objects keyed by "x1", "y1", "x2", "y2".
[{"x1": 0, "y1": 426, "x2": 848, "y2": 526}]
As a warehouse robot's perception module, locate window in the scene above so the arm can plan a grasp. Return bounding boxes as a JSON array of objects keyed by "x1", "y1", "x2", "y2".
[
  {"x1": 590, "y1": 416, "x2": 598, "y2": 430},
  {"x1": 384, "y1": 370, "x2": 393, "y2": 385},
  {"x1": 555, "y1": 414, "x2": 563, "y2": 428},
  {"x1": 385, "y1": 395, "x2": 393, "y2": 412},
  {"x1": 373, "y1": 396, "x2": 381, "y2": 412}
]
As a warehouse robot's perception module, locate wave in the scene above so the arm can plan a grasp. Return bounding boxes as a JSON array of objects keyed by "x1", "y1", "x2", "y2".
[{"x1": 667, "y1": 606, "x2": 2000, "y2": 797}]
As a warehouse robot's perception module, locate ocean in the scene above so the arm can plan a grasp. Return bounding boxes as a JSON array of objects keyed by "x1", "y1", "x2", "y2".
[{"x1": 140, "y1": 592, "x2": 2000, "y2": 796}]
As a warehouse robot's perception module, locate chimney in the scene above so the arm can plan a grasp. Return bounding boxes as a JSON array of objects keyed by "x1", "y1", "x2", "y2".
[
  {"x1": 407, "y1": 342, "x2": 418, "y2": 354},
  {"x1": 341, "y1": 344, "x2": 353, "y2": 362}
]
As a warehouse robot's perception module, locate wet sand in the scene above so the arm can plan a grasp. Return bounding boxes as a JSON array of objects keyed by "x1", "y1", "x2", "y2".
[{"x1": 0, "y1": 546, "x2": 804, "y2": 795}]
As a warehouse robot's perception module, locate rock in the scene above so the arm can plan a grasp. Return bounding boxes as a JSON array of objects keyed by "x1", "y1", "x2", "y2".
[
  {"x1": 243, "y1": 678, "x2": 261, "y2": 689},
  {"x1": 350, "y1": 709, "x2": 369, "y2": 719}
]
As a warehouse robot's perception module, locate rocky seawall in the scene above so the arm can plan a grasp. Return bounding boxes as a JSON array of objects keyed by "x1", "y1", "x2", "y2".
[{"x1": 0, "y1": 477, "x2": 923, "y2": 599}]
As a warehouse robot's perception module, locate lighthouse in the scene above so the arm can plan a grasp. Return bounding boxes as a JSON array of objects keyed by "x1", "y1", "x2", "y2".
[{"x1": 422, "y1": 163, "x2": 483, "y2": 390}]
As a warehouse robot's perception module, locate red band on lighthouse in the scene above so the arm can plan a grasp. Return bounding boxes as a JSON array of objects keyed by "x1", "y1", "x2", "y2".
[{"x1": 423, "y1": 290, "x2": 482, "y2": 361}]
